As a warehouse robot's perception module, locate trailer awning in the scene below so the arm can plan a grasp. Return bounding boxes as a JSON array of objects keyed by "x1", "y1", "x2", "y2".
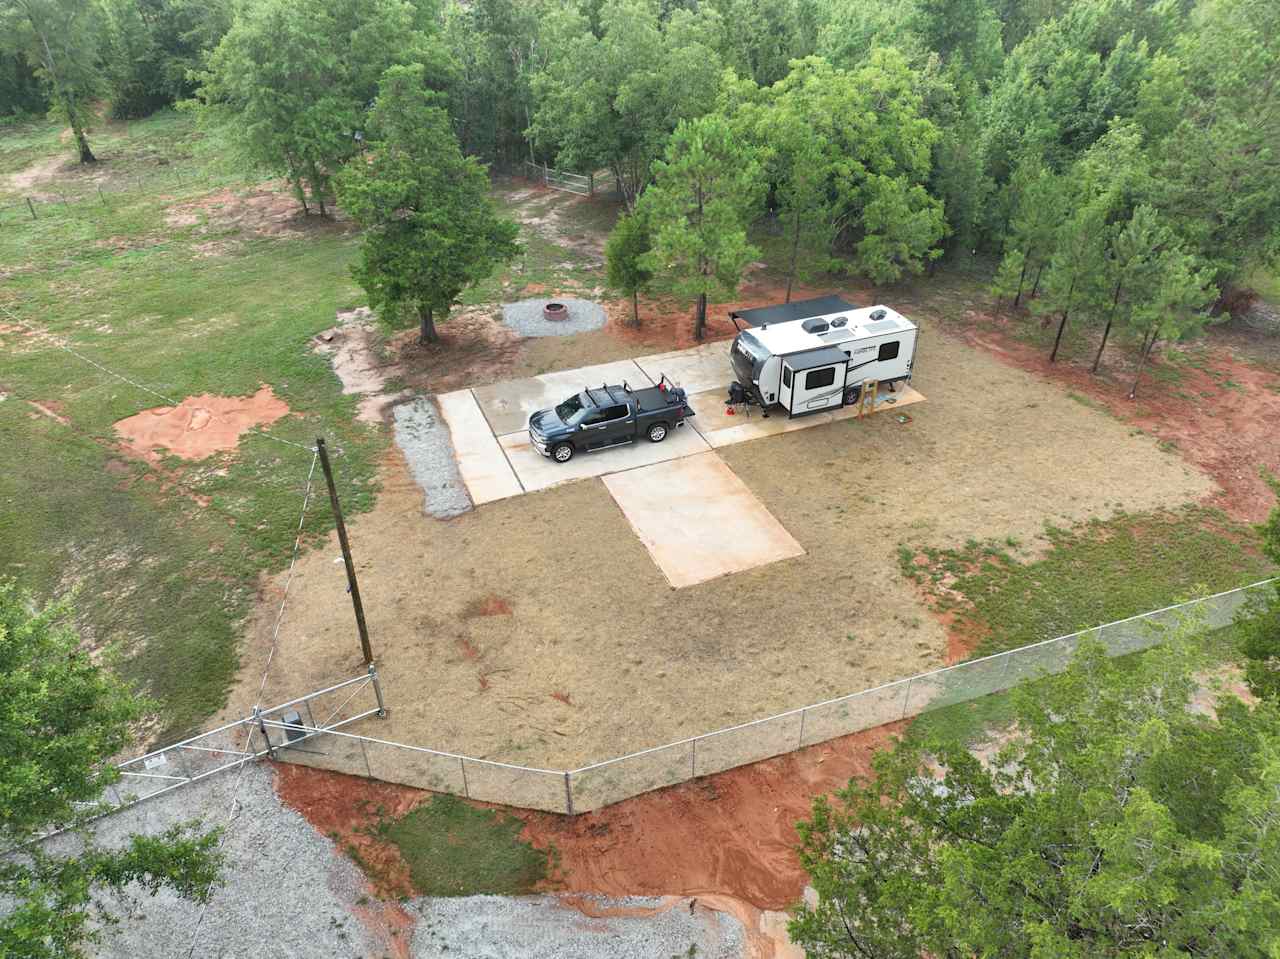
[
  {"x1": 785, "y1": 346, "x2": 850, "y2": 370},
  {"x1": 730, "y1": 295, "x2": 857, "y2": 328}
]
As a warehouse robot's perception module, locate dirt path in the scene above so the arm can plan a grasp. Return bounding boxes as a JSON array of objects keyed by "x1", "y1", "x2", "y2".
[{"x1": 5, "y1": 151, "x2": 70, "y2": 199}]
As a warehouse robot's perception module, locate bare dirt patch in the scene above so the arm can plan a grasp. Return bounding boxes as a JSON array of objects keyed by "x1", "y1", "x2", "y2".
[
  {"x1": 230, "y1": 317, "x2": 1210, "y2": 772},
  {"x1": 312, "y1": 308, "x2": 411, "y2": 423},
  {"x1": 113, "y1": 385, "x2": 289, "y2": 462},
  {"x1": 389, "y1": 307, "x2": 524, "y2": 394},
  {"x1": 164, "y1": 181, "x2": 349, "y2": 238},
  {"x1": 5, "y1": 151, "x2": 71, "y2": 199},
  {"x1": 273, "y1": 721, "x2": 900, "y2": 914},
  {"x1": 942, "y1": 307, "x2": 1280, "y2": 521},
  {"x1": 26, "y1": 399, "x2": 70, "y2": 426}
]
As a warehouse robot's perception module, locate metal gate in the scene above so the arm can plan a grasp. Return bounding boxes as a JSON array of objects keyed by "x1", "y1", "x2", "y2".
[{"x1": 107, "y1": 668, "x2": 386, "y2": 811}]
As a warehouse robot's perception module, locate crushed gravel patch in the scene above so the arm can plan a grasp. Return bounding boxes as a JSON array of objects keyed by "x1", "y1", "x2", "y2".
[
  {"x1": 393, "y1": 397, "x2": 473, "y2": 519},
  {"x1": 502, "y1": 298, "x2": 607, "y2": 338},
  {"x1": 32, "y1": 762, "x2": 747, "y2": 958},
  {"x1": 409, "y1": 894, "x2": 746, "y2": 958},
  {"x1": 46, "y1": 762, "x2": 392, "y2": 958}
]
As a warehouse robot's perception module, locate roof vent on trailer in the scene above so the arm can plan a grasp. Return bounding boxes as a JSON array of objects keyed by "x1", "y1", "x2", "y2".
[
  {"x1": 830, "y1": 315, "x2": 849, "y2": 327},
  {"x1": 869, "y1": 308, "x2": 887, "y2": 322},
  {"x1": 801, "y1": 317, "x2": 830, "y2": 334}
]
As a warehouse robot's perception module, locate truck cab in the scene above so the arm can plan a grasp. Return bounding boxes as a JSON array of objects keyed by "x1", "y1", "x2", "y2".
[{"x1": 528, "y1": 379, "x2": 694, "y2": 463}]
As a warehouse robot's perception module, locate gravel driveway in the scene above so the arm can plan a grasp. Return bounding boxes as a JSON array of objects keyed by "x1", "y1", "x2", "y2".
[{"x1": 44, "y1": 762, "x2": 745, "y2": 958}]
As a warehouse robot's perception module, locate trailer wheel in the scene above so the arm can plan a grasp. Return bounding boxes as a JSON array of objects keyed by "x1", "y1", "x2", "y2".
[
  {"x1": 647, "y1": 422, "x2": 669, "y2": 443},
  {"x1": 844, "y1": 385, "x2": 862, "y2": 406},
  {"x1": 552, "y1": 442, "x2": 574, "y2": 463}
]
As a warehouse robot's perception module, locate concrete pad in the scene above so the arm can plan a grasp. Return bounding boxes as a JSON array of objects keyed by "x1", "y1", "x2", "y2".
[
  {"x1": 603, "y1": 452, "x2": 805, "y2": 588},
  {"x1": 691, "y1": 384, "x2": 927, "y2": 449},
  {"x1": 436, "y1": 390, "x2": 524, "y2": 504},
  {"x1": 498, "y1": 422, "x2": 711, "y2": 493},
  {"x1": 633, "y1": 342, "x2": 733, "y2": 395},
  {"x1": 471, "y1": 360, "x2": 653, "y2": 436}
]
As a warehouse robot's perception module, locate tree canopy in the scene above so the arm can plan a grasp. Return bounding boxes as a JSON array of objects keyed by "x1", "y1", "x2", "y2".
[
  {"x1": 0, "y1": 581, "x2": 223, "y2": 958},
  {"x1": 637, "y1": 113, "x2": 763, "y2": 339},
  {"x1": 195, "y1": 0, "x2": 453, "y2": 213},
  {"x1": 791, "y1": 627, "x2": 1280, "y2": 958},
  {"x1": 334, "y1": 63, "x2": 521, "y2": 343}
]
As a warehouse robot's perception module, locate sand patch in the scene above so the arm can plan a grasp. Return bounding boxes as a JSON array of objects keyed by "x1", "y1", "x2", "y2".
[
  {"x1": 312, "y1": 308, "x2": 410, "y2": 423},
  {"x1": 113, "y1": 385, "x2": 289, "y2": 461}
]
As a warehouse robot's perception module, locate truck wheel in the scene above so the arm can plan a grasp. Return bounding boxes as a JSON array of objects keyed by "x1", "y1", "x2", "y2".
[
  {"x1": 552, "y1": 442, "x2": 574, "y2": 463},
  {"x1": 647, "y1": 423, "x2": 668, "y2": 443}
]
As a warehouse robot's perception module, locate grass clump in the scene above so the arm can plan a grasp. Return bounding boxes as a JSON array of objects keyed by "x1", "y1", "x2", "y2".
[
  {"x1": 375, "y1": 795, "x2": 548, "y2": 897},
  {"x1": 902, "y1": 506, "x2": 1272, "y2": 748}
]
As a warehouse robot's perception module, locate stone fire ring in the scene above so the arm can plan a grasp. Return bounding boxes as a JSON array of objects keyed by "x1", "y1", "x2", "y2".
[{"x1": 501, "y1": 297, "x2": 608, "y2": 338}]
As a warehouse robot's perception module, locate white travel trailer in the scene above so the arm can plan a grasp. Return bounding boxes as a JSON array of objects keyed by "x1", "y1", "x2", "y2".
[{"x1": 728, "y1": 295, "x2": 918, "y2": 417}]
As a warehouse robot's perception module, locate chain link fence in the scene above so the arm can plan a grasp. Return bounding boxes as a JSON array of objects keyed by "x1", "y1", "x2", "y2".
[
  {"x1": 0, "y1": 161, "x2": 194, "y2": 226},
  {"x1": 107, "y1": 670, "x2": 385, "y2": 812},
  {"x1": 102, "y1": 579, "x2": 1275, "y2": 818}
]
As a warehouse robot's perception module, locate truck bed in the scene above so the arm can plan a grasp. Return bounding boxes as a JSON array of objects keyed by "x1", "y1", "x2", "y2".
[{"x1": 632, "y1": 384, "x2": 685, "y2": 414}]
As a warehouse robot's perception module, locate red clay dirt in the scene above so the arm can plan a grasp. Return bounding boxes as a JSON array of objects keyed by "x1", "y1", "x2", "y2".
[
  {"x1": 112, "y1": 385, "x2": 289, "y2": 462},
  {"x1": 949, "y1": 309, "x2": 1280, "y2": 522},
  {"x1": 272, "y1": 721, "x2": 904, "y2": 914}
]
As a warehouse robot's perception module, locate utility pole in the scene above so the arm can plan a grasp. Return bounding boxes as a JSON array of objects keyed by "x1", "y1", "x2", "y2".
[{"x1": 316, "y1": 437, "x2": 373, "y2": 665}]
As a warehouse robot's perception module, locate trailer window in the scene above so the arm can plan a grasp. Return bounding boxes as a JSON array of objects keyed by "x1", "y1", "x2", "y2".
[
  {"x1": 782, "y1": 367, "x2": 792, "y2": 388},
  {"x1": 878, "y1": 340, "x2": 900, "y2": 361},
  {"x1": 805, "y1": 367, "x2": 836, "y2": 389}
]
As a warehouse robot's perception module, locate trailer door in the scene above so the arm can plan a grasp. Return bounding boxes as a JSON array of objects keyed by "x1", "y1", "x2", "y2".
[
  {"x1": 788, "y1": 359, "x2": 848, "y2": 415},
  {"x1": 779, "y1": 362, "x2": 793, "y2": 411}
]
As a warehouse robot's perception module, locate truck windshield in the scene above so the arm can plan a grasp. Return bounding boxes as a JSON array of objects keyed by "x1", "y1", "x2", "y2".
[{"x1": 555, "y1": 394, "x2": 587, "y2": 422}]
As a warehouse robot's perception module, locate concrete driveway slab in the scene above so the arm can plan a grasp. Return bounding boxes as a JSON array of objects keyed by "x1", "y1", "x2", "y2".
[
  {"x1": 472, "y1": 359, "x2": 653, "y2": 436},
  {"x1": 633, "y1": 341, "x2": 732, "y2": 395},
  {"x1": 603, "y1": 451, "x2": 805, "y2": 588},
  {"x1": 690, "y1": 384, "x2": 927, "y2": 448},
  {"x1": 498, "y1": 422, "x2": 711, "y2": 493},
  {"x1": 436, "y1": 390, "x2": 524, "y2": 503}
]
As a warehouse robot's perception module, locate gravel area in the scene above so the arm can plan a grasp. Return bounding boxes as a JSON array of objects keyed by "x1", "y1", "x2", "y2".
[
  {"x1": 410, "y1": 894, "x2": 745, "y2": 958},
  {"x1": 47, "y1": 762, "x2": 392, "y2": 959},
  {"x1": 393, "y1": 397, "x2": 473, "y2": 518},
  {"x1": 36, "y1": 762, "x2": 747, "y2": 958},
  {"x1": 502, "y1": 298, "x2": 607, "y2": 337}
]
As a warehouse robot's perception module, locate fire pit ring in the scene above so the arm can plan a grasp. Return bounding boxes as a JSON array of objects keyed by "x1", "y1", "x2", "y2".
[{"x1": 543, "y1": 301, "x2": 569, "y2": 322}]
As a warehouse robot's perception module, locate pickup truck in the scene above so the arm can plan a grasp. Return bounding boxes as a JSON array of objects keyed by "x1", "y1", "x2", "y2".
[{"x1": 528, "y1": 378, "x2": 695, "y2": 463}]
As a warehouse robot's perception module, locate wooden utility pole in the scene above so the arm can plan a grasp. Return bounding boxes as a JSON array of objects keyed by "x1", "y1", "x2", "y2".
[{"x1": 316, "y1": 437, "x2": 373, "y2": 665}]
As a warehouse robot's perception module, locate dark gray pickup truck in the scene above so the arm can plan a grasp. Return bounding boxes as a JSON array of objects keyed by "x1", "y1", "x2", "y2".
[{"x1": 528, "y1": 378, "x2": 695, "y2": 463}]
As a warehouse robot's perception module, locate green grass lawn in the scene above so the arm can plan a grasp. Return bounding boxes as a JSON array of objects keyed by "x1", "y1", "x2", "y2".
[
  {"x1": 902, "y1": 507, "x2": 1273, "y2": 747},
  {"x1": 1, "y1": 113, "x2": 382, "y2": 742},
  {"x1": 372, "y1": 795, "x2": 550, "y2": 897}
]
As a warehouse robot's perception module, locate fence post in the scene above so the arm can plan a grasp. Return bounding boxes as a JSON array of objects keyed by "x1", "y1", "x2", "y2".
[
  {"x1": 26, "y1": 197, "x2": 36, "y2": 220},
  {"x1": 900, "y1": 678, "x2": 914, "y2": 720},
  {"x1": 588, "y1": 173, "x2": 594, "y2": 197},
  {"x1": 459, "y1": 757, "x2": 470, "y2": 798},
  {"x1": 369, "y1": 662, "x2": 388, "y2": 718},
  {"x1": 690, "y1": 739, "x2": 697, "y2": 779},
  {"x1": 798, "y1": 708, "x2": 807, "y2": 749},
  {"x1": 254, "y1": 706, "x2": 276, "y2": 759},
  {"x1": 564, "y1": 771, "x2": 574, "y2": 816}
]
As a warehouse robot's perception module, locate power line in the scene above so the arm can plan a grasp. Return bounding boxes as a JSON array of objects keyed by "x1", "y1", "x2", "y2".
[{"x1": 0, "y1": 304, "x2": 317, "y2": 455}]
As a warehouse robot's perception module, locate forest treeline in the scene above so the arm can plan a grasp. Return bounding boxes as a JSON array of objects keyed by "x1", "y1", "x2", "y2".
[{"x1": 3, "y1": 0, "x2": 1278, "y2": 360}]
